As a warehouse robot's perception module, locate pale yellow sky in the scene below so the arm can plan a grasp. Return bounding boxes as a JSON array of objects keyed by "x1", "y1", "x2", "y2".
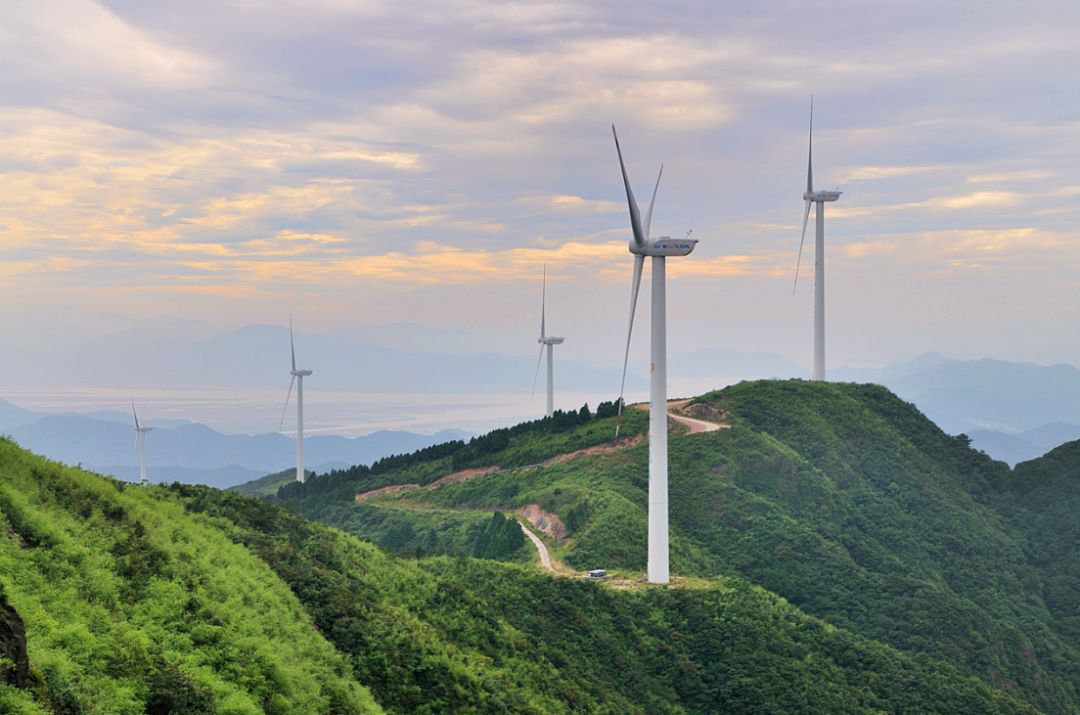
[{"x1": 2, "y1": 0, "x2": 1079, "y2": 369}]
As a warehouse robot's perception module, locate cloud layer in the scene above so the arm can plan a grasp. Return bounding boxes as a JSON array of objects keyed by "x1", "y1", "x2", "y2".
[{"x1": 2, "y1": 0, "x2": 1079, "y2": 368}]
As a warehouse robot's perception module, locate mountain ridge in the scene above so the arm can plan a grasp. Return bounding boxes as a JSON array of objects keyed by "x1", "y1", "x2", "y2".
[
  {"x1": 272, "y1": 380, "x2": 1080, "y2": 713},
  {"x1": 0, "y1": 431, "x2": 1038, "y2": 713}
]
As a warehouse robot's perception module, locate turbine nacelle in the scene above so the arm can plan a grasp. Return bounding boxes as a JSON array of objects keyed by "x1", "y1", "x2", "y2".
[
  {"x1": 804, "y1": 190, "x2": 841, "y2": 202},
  {"x1": 291, "y1": 369, "x2": 313, "y2": 377},
  {"x1": 629, "y1": 236, "x2": 699, "y2": 257},
  {"x1": 539, "y1": 336, "x2": 565, "y2": 345}
]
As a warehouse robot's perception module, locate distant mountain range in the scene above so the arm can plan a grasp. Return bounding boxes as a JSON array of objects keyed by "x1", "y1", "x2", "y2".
[
  {"x1": 270, "y1": 379, "x2": 1080, "y2": 714},
  {"x1": 0, "y1": 324, "x2": 809, "y2": 394},
  {"x1": 833, "y1": 353, "x2": 1080, "y2": 465},
  {"x1": 4, "y1": 331, "x2": 1080, "y2": 470},
  {"x1": 0, "y1": 401, "x2": 469, "y2": 489}
]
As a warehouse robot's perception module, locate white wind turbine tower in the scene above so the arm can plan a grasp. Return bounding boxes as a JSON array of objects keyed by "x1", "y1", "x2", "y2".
[
  {"x1": 794, "y1": 97, "x2": 842, "y2": 381},
  {"x1": 531, "y1": 266, "x2": 564, "y2": 418},
  {"x1": 131, "y1": 401, "x2": 153, "y2": 486},
  {"x1": 612, "y1": 125, "x2": 698, "y2": 586},
  {"x1": 279, "y1": 318, "x2": 313, "y2": 483}
]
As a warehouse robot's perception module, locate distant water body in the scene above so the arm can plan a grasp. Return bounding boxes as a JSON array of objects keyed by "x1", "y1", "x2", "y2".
[
  {"x1": 2, "y1": 378, "x2": 725, "y2": 440},
  {"x1": 0, "y1": 379, "x2": 728, "y2": 437}
]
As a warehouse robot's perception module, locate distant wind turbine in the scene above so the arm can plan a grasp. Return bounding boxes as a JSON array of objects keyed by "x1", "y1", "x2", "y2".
[
  {"x1": 279, "y1": 318, "x2": 313, "y2": 483},
  {"x1": 794, "y1": 97, "x2": 842, "y2": 381},
  {"x1": 131, "y1": 401, "x2": 153, "y2": 486},
  {"x1": 612, "y1": 125, "x2": 699, "y2": 586},
  {"x1": 531, "y1": 266, "x2": 565, "y2": 418}
]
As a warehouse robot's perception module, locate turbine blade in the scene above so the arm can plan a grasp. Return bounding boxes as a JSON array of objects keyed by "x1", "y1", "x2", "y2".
[
  {"x1": 616, "y1": 254, "x2": 645, "y2": 436},
  {"x1": 644, "y1": 164, "x2": 663, "y2": 240},
  {"x1": 279, "y1": 375, "x2": 296, "y2": 430},
  {"x1": 612, "y1": 125, "x2": 646, "y2": 247},
  {"x1": 289, "y1": 316, "x2": 297, "y2": 372},
  {"x1": 133, "y1": 431, "x2": 138, "y2": 460},
  {"x1": 530, "y1": 343, "x2": 545, "y2": 401},
  {"x1": 131, "y1": 400, "x2": 139, "y2": 430},
  {"x1": 807, "y1": 95, "x2": 814, "y2": 194},
  {"x1": 794, "y1": 199, "x2": 812, "y2": 293}
]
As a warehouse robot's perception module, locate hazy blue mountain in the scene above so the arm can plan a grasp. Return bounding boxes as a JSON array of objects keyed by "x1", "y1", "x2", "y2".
[
  {"x1": 1, "y1": 324, "x2": 806, "y2": 394},
  {"x1": 834, "y1": 354, "x2": 1080, "y2": 435},
  {"x1": 0, "y1": 398, "x2": 35, "y2": 431},
  {"x1": 671, "y1": 346, "x2": 806, "y2": 381},
  {"x1": 1, "y1": 324, "x2": 617, "y2": 392},
  {"x1": 8, "y1": 413, "x2": 469, "y2": 488},
  {"x1": 967, "y1": 430, "x2": 1044, "y2": 466},
  {"x1": 82, "y1": 409, "x2": 190, "y2": 429},
  {"x1": 1021, "y1": 421, "x2": 1080, "y2": 449},
  {"x1": 99, "y1": 463, "x2": 266, "y2": 490}
]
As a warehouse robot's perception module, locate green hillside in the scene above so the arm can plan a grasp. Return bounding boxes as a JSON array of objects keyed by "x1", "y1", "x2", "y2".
[
  {"x1": 227, "y1": 468, "x2": 297, "y2": 498},
  {"x1": 1007, "y1": 442, "x2": 1080, "y2": 649},
  {"x1": 0, "y1": 437, "x2": 379, "y2": 714},
  {"x1": 274, "y1": 381, "x2": 1080, "y2": 714},
  {"x1": 0, "y1": 428, "x2": 1038, "y2": 713}
]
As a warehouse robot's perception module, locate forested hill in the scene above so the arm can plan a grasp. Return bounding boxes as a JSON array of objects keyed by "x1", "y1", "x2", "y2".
[
  {"x1": 271, "y1": 380, "x2": 1080, "y2": 714},
  {"x1": 0, "y1": 433, "x2": 1038, "y2": 714}
]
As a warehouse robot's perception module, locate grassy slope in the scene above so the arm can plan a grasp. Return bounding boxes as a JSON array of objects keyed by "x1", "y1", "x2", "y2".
[
  {"x1": 227, "y1": 468, "x2": 295, "y2": 497},
  {"x1": 278, "y1": 380, "x2": 1080, "y2": 714},
  {"x1": 174, "y1": 483, "x2": 1034, "y2": 715},
  {"x1": 279, "y1": 408, "x2": 647, "y2": 559},
  {"x1": 0, "y1": 435, "x2": 1036, "y2": 714},
  {"x1": 0, "y1": 438, "x2": 381, "y2": 715}
]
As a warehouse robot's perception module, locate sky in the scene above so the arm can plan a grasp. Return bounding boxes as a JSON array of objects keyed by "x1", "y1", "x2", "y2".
[{"x1": 2, "y1": 0, "x2": 1080, "y2": 382}]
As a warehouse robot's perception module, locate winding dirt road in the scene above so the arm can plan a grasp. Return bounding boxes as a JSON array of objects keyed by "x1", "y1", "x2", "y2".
[
  {"x1": 355, "y1": 400, "x2": 726, "y2": 503},
  {"x1": 666, "y1": 399, "x2": 727, "y2": 434},
  {"x1": 519, "y1": 522, "x2": 554, "y2": 572},
  {"x1": 634, "y1": 399, "x2": 729, "y2": 434}
]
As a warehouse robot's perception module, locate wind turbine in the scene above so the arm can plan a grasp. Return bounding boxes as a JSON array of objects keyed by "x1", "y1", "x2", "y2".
[
  {"x1": 531, "y1": 266, "x2": 564, "y2": 418},
  {"x1": 794, "y1": 97, "x2": 842, "y2": 381},
  {"x1": 279, "y1": 318, "x2": 313, "y2": 483},
  {"x1": 131, "y1": 401, "x2": 153, "y2": 486},
  {"x1": 612, "y1": 125, "x2": 698, "y2": 586}
]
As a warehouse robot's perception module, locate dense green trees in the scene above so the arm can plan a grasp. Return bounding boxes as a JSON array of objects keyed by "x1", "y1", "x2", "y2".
[
  {"x1": 472, "y1": 511, "x2": 526, "y2": 560},
  {"x1": 170, "y1": 481, "x2": 1035, "y2": 714},
  {"x1": 0, "y1": 437, "x2": 381, "y2": 714},
  {"x1": 4, "y1": 381, "x2": 1079, "y2": 713},
  {"x1": 270, "y1": 380, "x2": 1080, "y2": 714}
]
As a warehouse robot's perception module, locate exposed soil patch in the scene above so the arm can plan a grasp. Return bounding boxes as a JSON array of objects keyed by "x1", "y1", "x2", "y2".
[
  {"x1": 519, "y1": 504, "x2": 568, "y2": 545},
  {"x1": 676, "y1": 401, "x2": 731, "y2": 426},
  {"x1": 355, "y1": 467, "x2": 500, "y2": 502},
  {"x1": 355, "y1": 483, "x2": 420, "y2": 502},
  {"x1": 427, "y1": 466, "x2": 500, "y2": 489},
  {"x1": 0, "y1": 589, "x2": 28, "y2": 687},
  {"x1": 633, "y1": 400, "x2": 729, "y2": 434},
  {"x1": 667, "y1": 400, "x2": 728, "y2": 433},
  {"x1": 540, "y1": 434, "x2": 644, "y2": 466}
]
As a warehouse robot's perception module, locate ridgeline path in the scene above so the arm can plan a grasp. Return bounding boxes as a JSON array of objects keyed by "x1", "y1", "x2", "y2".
[
  {"x1": 355, "y1": 400, "x2": 727, "y2": 503},
  {"x1": 666, "y1": 399, "x2": 728, "y2": 433}
]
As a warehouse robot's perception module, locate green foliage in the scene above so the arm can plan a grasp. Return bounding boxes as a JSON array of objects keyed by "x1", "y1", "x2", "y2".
[
  {"x1": 227, "y1": 468, "x2": 295, "y2": 498},
  {"x1": 0, "y1": 401, "x2": 1065, "y2": 715},
  {"x1": 1007, "y1": 441, "x2": 1080, "y2": 647},
  {"x1": 320, "y1": 501, "x2": 501, "y2": 559},
  {"x1": 171, "y1": 483, "x2": 1034, "y2": 714},
  {"x1": 281, "y1": 380, "x2": 1080, "y2": 714},
  {"x1": 275, "y1": 403, "x2": 646, "y2": 512},
  {"x1": 0, "y1": 440, "x2": 382, "y2": 714},
  {"x1": 472, "y1": 512, "x2": 526, "y2": 560}
]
